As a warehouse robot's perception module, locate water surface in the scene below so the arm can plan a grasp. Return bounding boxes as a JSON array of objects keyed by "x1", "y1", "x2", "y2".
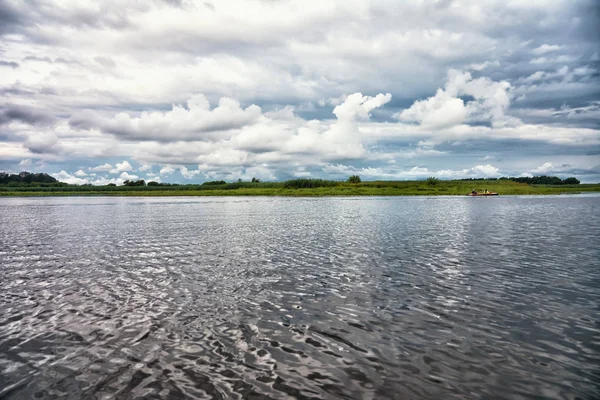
[{"x1": 1, "y1": 195, "x2": 599, "y2": 399}]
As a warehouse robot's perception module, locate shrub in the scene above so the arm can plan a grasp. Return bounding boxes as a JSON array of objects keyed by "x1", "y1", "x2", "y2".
[
  {"x1": 202, "y1": 180, "x2": 227, "y2": 186},
  {"x1": 284, "y1": 179, "x2": 338, "y2": 189},
  {"x1": 426, "y1": 176, "x2": 440, "y2": 186},
  {"x1": 348, "y1": 175, "x2": 361, "y2": 184}
]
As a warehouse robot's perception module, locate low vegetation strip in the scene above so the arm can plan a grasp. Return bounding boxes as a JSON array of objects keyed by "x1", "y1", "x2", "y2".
[{"x1": 1, "y1": 179, "x2": 598, "y2": 197}]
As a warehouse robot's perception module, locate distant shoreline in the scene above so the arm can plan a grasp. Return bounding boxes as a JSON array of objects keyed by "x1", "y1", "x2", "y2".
[{"x1": 1, "y1": 182, "x2": 599, "y2": 197}]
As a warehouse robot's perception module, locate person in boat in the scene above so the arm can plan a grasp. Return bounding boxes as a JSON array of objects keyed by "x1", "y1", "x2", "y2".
[
  {"x1": 471, "y1": 189, "x2": 477, "y2": 195},
  {"x1": 484, "y1": 188, "x2": 488, "y2": 194}
]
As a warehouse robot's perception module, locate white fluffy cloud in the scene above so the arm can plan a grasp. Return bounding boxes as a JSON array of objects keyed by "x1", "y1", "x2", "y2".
[
  {"x1": 90, "y1": 163, "x2": 113, "y2": 172},
  {"x1": 180, "y1": 166, "x2": 201, "y2": 179},
  {"x1": 396, "y1": 69, "x2": 512, "y2": 128},
  {"x1": 73, "y1": 95, "x2": 262, "y2": 142},
  {"x1": 110, "y1": 160, "x2": 133, "y2": 174},
  {"x1": 52, "y1": 170, "x2": 88, "y2": 185},
  {"x1": 160, "y1": 165, "x2": 176, "y2": 175},
  {"x1": 119, "y1": 171, "x2": 139, "y2": 180},
  {"x1": 396, "y1": 89, "x2": 469, "y2": 129}
]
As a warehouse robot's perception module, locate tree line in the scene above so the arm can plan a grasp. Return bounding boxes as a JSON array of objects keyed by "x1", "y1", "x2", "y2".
[
  {"x1": 1, "y1": 171, "x2": 581, "y2": 187},
  {"x1": 0, "y1": 172, "x2": 60, "y2": 184},
  {"x1": 459, "y1": 176, "x2": 580, "y2": 185}
]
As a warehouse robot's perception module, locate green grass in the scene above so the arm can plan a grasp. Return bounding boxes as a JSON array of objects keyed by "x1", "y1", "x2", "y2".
[{"x1": 1, "y1": 180, "x2": 599, "y2": 197}]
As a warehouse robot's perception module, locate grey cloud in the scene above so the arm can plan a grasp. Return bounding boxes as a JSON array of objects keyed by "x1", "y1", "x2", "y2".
[
  {"x1": 94, "y1": 56, "x2": 116, "y2": 68},
  {"x1": 161, "y1": 0, "x2": 185, "y2": 6},
  {"x1": 24, "y1": 56, "x2": 74, "y2": 64},
  {"x1": 0, "y1": 1, "x2": 22, "y2": 34},
  {"x1": 34, "y1": 3, "x2": 132, "y2": 30},
  {"x1": 24, "y1": 133, "x2": 60, "y2": 154},
  {"x1": 511, "y1": 102, "x2": 600, "y2": 129},
  {"x1": 70, "y1": 97, "x2": 264, "y2": 142},
  {"x1": 0, "y1": 60, "x2": 19, "y2": 68},
  {"x1": 434, "y1": 139, "x2": 599, "y2": 157},
  {"x1": 0, "y1": 86, "x2": 35, "y2": 97},
  {"x1": 0, "y1": 105, "x2": 54, "y2": 126}
]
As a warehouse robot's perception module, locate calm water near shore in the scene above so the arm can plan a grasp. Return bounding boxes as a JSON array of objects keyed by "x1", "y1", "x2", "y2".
[{"x1": 1, "y1": 195, "x2": 599, "y2": 399}]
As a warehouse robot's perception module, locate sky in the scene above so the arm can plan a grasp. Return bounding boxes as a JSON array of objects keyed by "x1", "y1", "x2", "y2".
[{"x1": 0, "y1": 0, "x2": 599, "y2": 184}]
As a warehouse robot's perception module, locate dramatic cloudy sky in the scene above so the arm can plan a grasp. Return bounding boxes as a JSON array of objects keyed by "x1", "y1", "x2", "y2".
[{"x1": 1, "y1": 0, "x2": 599, "y2": 184}]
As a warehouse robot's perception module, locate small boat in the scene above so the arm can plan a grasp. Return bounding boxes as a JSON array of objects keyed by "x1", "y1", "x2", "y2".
[{"x1": 467, "y1": 192, "x2": 498, "y2": 196}]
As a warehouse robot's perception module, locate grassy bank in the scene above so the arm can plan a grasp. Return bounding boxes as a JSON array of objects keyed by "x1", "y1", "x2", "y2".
[{"x1": 1, "y1": 179, "x2": 599, "y2": 197}]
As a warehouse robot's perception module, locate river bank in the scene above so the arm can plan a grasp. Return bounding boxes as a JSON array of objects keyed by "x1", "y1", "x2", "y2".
[{"x1": 1, "y1": 180, "x2": 599, "y2": 196}]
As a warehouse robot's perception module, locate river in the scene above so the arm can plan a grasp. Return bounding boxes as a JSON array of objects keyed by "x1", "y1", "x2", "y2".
[{"x1": 1, "y1": 195, "x2": 598, "y2": 399}]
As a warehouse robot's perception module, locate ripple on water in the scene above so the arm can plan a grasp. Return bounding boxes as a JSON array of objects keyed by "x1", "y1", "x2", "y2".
[{"x1": 0, "y1": 195, "x2": 599, "y2": 399}]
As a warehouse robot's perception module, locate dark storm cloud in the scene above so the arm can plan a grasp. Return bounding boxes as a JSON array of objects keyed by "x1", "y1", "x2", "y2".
[{"x1": 0, "y1": 105, "x2": 54, "y2": 126}]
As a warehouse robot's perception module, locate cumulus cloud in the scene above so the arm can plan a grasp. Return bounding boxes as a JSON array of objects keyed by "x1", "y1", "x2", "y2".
[
  {"x1": 89, "y1": 163, "x2": 113, "y2": 172},
  {"x1": 160, "y1": 165, "x2": 175, "y2": 175},
  {"x1": 72, "y1": 95, "x2": 263, "y2": 142},
  {"x1": 52, "y1": 170, "x2": 89, "y2": 185},
  {"x1": 396, "y1": 88, "x2": 468, "y2": 129},
  {"x1": 396, "y1": 69, "x2": 512, "y2": 129},
  {"x1": 180, "y1": 166, "x2": 201, "y2": 179},
  {"x1": 120, "y1": 171, "x2": 139, "y2": 180},
  {"x1": 24, "y1": 132, "x2": 60, "y2": 154},
  {"x1": 332, "y1": 93, "x2": 392, "y2": 121},
  {"x1": 138, "y1": 164, "x2": 152, "y2": 172},
  {"x1": 532, "y1": 162, "x2": 555, "y2": 174},
  {"x1": 74, "y1": 169, "x2": 87, "y2": 177},
  {"x1": 110, "y1": 160, "x2": 133, "y2": 173}
]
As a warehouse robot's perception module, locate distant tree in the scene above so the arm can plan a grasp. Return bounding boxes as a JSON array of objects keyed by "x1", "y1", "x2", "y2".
[
  {"x1": 563, "y1": 177, "x2": 580, "y2": 185},
  {"x1": 147, "y1": 181, "x2": 159, "y2": 186},
  {"x1": 238, "y1": 178, "x2": 242, "y2": 183},
  {"x1": 123, "y1": 179, "x2": 146, "y2": 187},
  {"x1": 251, "y1": 177, "x2": 261, "y2": 183},
  {"x1": 107, "y1": 183, "x2": 117, "y2": 187},
  {"x1": 510, "y1": 175, "x2": 578, "y2": 185},
  {"x1": 0, "y1": 171, "x2": 58, "y2": 185},
  {"x1": 348, "y1": 175, "x2": 361, "y2": 183}
]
